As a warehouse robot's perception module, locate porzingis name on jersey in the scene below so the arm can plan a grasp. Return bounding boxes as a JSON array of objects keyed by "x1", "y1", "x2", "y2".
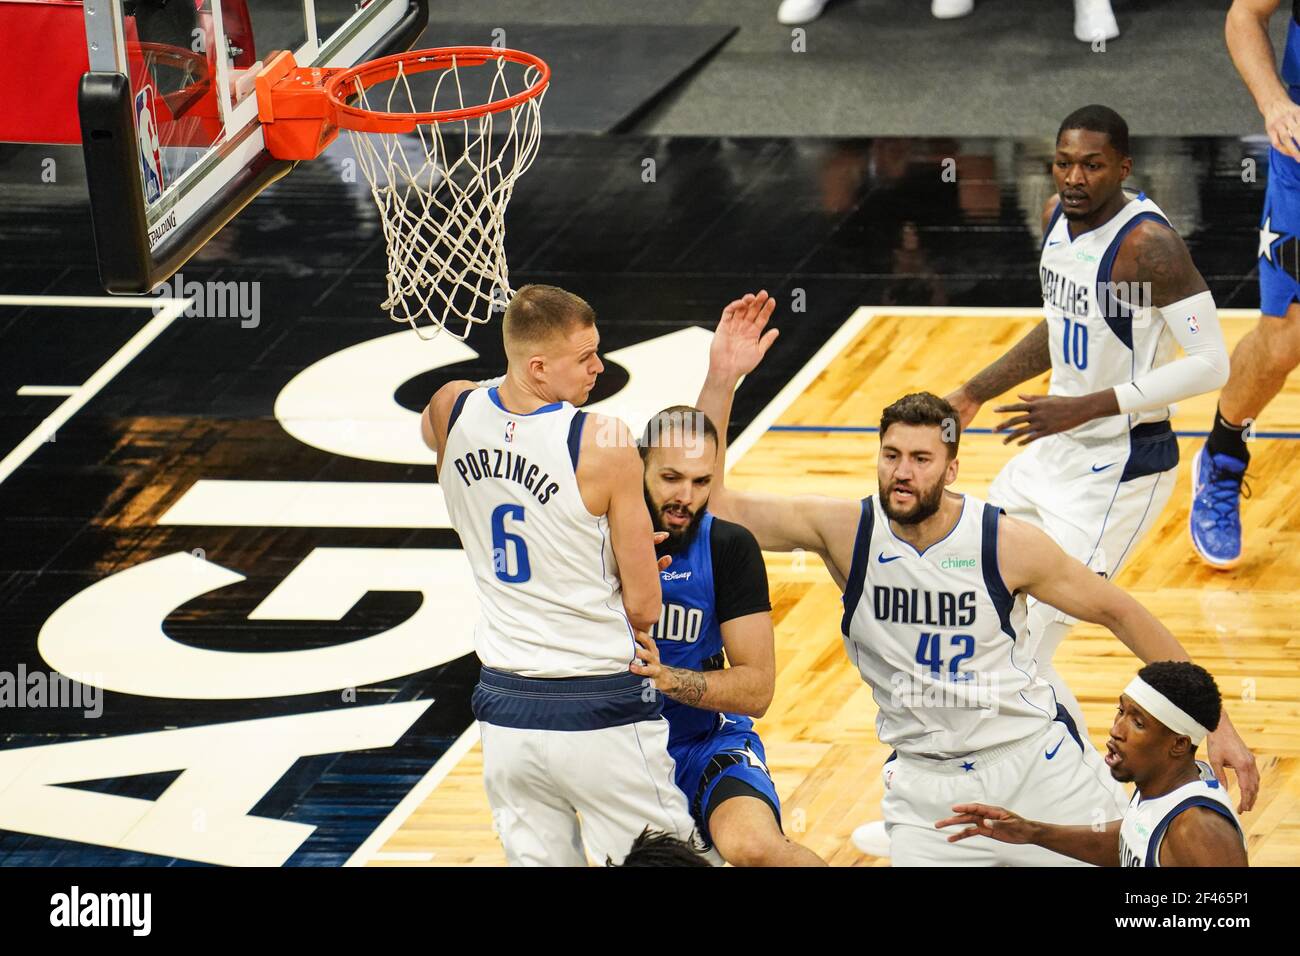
[
  {"x1": 449, "y1": 447, "x2": 560, "y2": 505},
  {"x1": 873, "y1": 586, "x2": 976, "y2": 628}
]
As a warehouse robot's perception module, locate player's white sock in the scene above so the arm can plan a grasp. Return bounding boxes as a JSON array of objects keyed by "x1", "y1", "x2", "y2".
[
  {"x1": 931, "y1": 0, "x2": 974, "y2": 18},
  {"x1": 1074, "y1": 0, "x2": 1119, "y2": 43},
  {"x1": 777, "y1": 0, "x2": 828, "y2": 25}
]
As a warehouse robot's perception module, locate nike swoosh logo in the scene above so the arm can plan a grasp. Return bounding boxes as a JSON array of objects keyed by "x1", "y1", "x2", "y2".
[
  {"x1": 1091, "y1": 463, "x2": 1115, "y2": 472},
  {"x1": 1045, "y1": 738, "x2": 1065, "y2": 760},
  {"x1": 1047, "y1": 240, "x2": 1063, "y2": 246},
  {"x1": 877, "y1": 553, "x2": 902, "y2": 564}
]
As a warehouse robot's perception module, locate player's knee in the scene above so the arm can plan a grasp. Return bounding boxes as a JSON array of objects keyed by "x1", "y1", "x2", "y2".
[
  {"x1": 716, "y1": 832, "x2": 784, "y2": 867},
  {"x1": 1258, "y1": 314, "x2": 1300, "y2": 371},
  {"x1": 712, "y1": 815, "x2": 787, "y2": 867}
]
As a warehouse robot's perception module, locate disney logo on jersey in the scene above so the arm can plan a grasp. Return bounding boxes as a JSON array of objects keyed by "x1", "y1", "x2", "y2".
[
  {"x1": 660, "y1": 570, "x2": 692, "y2": 582},
  {"x1": 651, "y1": 602, "x2": 704, "y2": 643}
]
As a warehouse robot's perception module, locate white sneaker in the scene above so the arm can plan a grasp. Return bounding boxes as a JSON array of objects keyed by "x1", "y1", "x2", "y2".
[
  {"x1": 931, "y1": 0, "x2": 974, "y2": 18},
  {"x1": 778, "y1": 0, "x2": 828, "y2": 25},
  {"x1": 1074, "y1": 0, "x2": 1119, "y2": 43},
  {"x1": 850, "y1": 820, "x2": 891, "y2": 857}
]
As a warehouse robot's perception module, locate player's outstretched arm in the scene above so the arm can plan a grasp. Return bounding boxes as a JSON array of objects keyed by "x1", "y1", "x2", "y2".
[
  {"x1": 583, "y1": 416, "x2": 663, "y2": 633},
  {"x1": 1227, "y1": 0, "x2": 1300, "y2": 160},
  {"x1": 937, "y1": 804, "x2": 1122, "y2": 867},
  {"x1": 945, "y1": 321, "x2": 1050, "y2": 430},
  {"x1": 696, "y1": 292, "x2": 859, "y2": 587},
  {"x1": 998, "y1": 515, "x2": 1260, "y2": 812},
  {"x1": 1159, "y1": 807, "x2": 1249, "y2": 867},
  {"x1": 421, "y1": 380, "x2": 479, "y2": 464},
  {"x1": 944, "y1": 196, "x2": 1059, "y2": 428}
]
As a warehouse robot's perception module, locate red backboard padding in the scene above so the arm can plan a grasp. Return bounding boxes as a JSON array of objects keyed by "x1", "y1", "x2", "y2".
[{"x1": 0, "y1": 0, "x2": 93, "y2": 144}]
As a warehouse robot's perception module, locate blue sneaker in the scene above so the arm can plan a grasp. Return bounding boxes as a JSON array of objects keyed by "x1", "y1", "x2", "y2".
[{"x1": 1189, "y1": 445, "x2": 1250, "y2": 569}]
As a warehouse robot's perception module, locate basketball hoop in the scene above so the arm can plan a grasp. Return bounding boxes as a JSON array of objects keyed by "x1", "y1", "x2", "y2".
[{"x1": 256, "y1": 47, "x2": 549, "y2": 340}]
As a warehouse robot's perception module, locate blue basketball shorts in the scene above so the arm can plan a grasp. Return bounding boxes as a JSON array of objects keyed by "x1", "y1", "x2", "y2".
[
  {"x1": 669, "y1": 719, "x2": 781, "y2": 848},
  {"x1": 1260, "y1": 146, "x2": 1300, "y2": 318}
]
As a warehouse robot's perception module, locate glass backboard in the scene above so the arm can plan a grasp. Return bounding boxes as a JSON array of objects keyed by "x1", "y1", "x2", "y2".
[{"x1": 80, "y1": 0, "x2": 428, "y2": 292}]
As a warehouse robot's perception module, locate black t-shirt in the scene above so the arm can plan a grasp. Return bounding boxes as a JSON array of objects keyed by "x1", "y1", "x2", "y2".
[{"x1": 707, "y1": 516, "x2": 772, "y2": 623}]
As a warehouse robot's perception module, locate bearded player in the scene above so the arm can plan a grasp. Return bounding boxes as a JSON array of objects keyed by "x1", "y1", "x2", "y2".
[
  {"x1": 632, "y1": 405, "x2": 825, "y2": 866},
  {"x1": 698, "y1": 291, "x2": 1257, "y2": 865}
]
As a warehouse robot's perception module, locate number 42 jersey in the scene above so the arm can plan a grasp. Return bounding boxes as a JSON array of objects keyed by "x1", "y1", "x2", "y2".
[
  {"x1": 840, "y1": 494, "x2": 1060, "y2": 757},
  {"x1": 440, "y1": 387, "x2": 635, "y2": 678}
]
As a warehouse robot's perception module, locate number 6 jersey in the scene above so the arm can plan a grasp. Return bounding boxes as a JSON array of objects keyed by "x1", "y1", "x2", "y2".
[{"x1": 440, "y1": 387, "x2": 635, "y2": 678}]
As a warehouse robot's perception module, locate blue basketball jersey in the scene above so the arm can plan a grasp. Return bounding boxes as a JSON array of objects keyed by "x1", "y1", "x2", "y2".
[
  {"x1": 650, "y1": 513, "x2": 752, "y2": 748},
  {"x1": 1285, "y1": 2, "x2": 1300, "y2": 99}
]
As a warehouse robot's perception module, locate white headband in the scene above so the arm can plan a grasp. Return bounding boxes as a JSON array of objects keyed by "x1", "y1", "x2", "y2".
[{"x1": 1123, "y1": 676, "x2": 1210, "y2": 745}]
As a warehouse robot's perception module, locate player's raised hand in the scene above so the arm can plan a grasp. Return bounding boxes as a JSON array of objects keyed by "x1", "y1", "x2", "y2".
[
  {"x1": 936, "y1": 804, "x2": 1036, "y2": 844},
  {"x1": 1206, "y1": 718, "x2": 1260, "y2": 813},
  {"x1": 1263, "y1": 99, "x2": 1300, "y2": 162},
  {"x1": 710, "y1": 290, "x2": 779, "y2": 381}
]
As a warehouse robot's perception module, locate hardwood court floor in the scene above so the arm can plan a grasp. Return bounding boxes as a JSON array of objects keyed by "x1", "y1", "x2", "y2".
[{"x1": 367, "y1": 309, "x2": 1300, "y2": 867}]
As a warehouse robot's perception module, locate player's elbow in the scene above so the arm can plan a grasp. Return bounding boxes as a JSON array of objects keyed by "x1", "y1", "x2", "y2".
[
  {"x1": 749, "y1": 688, "x2": 774, "y2": 720},
  {"x1": 1206, "y1": 354, "x2": 1230, "y2": 392},
  {"x1": 737, "y1": 674, "x2": 775, "y2": 719},
  {"x1": 624, "y1": 599, "x2": 661, "y2": 634},
  {"x1": 707, "y1": 486, "x2": 735, "y2": 520}
]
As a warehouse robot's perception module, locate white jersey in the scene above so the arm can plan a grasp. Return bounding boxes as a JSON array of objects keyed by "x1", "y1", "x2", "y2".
[
  {"x1": 1118, "y1": 761, "x2": 1245, "y2": 867},
  {"x1": 840, "y1": 494, "x2": 1060, "y2": 757},
  {"x1": 1040, "y1": 191, "x2": 1179, "y2": 445},
  {"x1": 440, "y1": 387, "x2": 634, "y2": 678}
]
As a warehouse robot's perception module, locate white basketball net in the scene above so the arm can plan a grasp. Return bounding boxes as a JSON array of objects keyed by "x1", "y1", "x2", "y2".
[{"x1": 345, "y1": 54, "x2": 545, "y2": 340}]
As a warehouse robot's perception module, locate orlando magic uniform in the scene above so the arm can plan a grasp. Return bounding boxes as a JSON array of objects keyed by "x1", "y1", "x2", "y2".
[
  {"x1": 841, "y1": 494, "x2": 1127, "y2": 866},
  {"x1": 1118, "y1": 761, "x2": 1245, "y2": 867},
  {"x1": 989, "y1": 192, "x2": 1183, "y2": 740},
  {"x1": 440, "y1": 387, "x2": 699, "y2": 866},
  {"x1": 1260, "y1": 0, "x2": 1300, "y2": 317},
  {"x1": 651, "y1": 512, "x2": 779, "y2": 847}
]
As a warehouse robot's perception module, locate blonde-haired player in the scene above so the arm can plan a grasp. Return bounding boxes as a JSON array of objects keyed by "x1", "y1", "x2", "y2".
[{"x1": 423, "y1": 284, "x2": 701, "y2": 866}]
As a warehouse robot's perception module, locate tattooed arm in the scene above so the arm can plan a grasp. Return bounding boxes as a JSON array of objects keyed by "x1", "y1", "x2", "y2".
[
  {"x1": 1114, "y1": 218, "x2": 1210, "y2": 307},
  {"x1": 985, "y1": 217, "x2": 1223, "y2": 445},
  {"x1": 631, "y1": 627, "x2": 773, "y2": 716},
  {"x1": 945, "y1": 321, "x2": 1051, "y2": 427},
  {"x1": 944, "y1": 195, "x2": 1058, "y2": 427}
]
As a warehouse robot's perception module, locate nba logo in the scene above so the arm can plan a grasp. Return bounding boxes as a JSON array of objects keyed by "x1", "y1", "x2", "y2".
[
  {"x1": 135, "y1": 86, "x2": 164, "y2": 204},
  {"x1": 1186, "y1": 314, "x2": 1200, "y2": 334},
  {"x1": 504, "y1": 420, "x2": 516, "y2": 443}
]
